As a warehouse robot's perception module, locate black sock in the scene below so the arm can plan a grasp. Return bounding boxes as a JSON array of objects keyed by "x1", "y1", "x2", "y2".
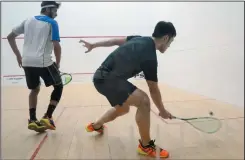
[
  {"x1": 45, "y1": 104, "x2": 56, "y2": 118},
  {"x1": 29, "y1": 108, "x2": 37, "y2": 121}
]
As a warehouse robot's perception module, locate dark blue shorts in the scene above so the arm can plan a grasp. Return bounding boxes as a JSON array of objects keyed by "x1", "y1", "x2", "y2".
[
  {"x1": 23, "y1": 63, "x2": 61, "y2": 89},
  {"x1": 93, "y1": 77, "x2": 137, "y2": 107}
]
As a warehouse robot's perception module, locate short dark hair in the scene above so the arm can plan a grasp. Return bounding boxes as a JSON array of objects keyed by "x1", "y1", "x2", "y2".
[{"x1": 152, "y1": 21, "x2": 176, "y2": 39}]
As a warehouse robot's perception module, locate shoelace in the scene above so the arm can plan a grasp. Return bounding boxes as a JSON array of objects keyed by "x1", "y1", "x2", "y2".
[
  {"x1": 148, "y1": 140, "x2": 156, "y2": 150},
  {"x1": 147, "y1": 140, "x2": 164, "y2": 153}
]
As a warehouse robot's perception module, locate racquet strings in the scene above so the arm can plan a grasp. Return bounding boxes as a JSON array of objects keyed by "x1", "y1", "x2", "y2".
[
  {"x1": 185, "y1": 117, "x2": 222, "y2": 133},
  {"x1": 61, "y1": 73, "x2": 72, "y2": 85}
]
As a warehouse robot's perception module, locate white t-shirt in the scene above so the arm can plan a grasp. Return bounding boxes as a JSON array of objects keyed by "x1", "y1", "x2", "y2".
[{"x1": 12, "y1": 14, "x2": 60, "y2": 67}]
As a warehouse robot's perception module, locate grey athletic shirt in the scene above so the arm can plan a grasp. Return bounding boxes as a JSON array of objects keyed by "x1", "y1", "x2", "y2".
[
  {"x1": 94, "y1": 35, "x2": 158, "y2": 82},
  {"x1": 12, "y1": 15, "x2": 60, "y2": 67}
]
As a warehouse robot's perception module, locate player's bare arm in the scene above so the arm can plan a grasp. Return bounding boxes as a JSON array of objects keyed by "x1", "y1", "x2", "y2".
[
  {"x1": 50, "y1": 18, "x2": 61, "y2": 68},
  {"x1": 7, "y1": 32, "x2": 22, "y2": 67},
  {"x1": 146, "y1": 80, "x2": 172, "y2": 119},
  {"x1": 142, "y1": 59, "x2": 172, "y2": 119},
  {"x1": 53, "y1": 41, "x2": 61, "y2": 68},
  {"x1": 146, "y1": 81, "x2": 165, "y2": 109},
  {"x1": 141, "y1": 60, "x2": 165, "y2": 111},
  {"x1": 7, "y1": 32, "x2": 22, "y2": 58},
  {"x1": 79, "y1": 37, "x2": 127, "y2": 53},
  {"x1": 146, "y1": 81, "x2": 164, "y2": 108}
]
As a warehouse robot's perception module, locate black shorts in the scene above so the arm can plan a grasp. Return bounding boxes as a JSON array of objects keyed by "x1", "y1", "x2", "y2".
[
  {"x1": 93, "y1": 78, "x2": 137, "y2": 107},
  {"x1": 23, "y1": 63, "x2": 62, "y2": 89}
]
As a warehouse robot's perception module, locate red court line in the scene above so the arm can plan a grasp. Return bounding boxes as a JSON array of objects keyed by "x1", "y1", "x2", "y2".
[
  {"x1": 2, "y1": 72, "x2": 94, "y2": 77},
  {"x1": 30, "y1": 134, "x2": 48, "y2": 160},
  {"x1": 29, "y1": 107, "x2": 67, "y2": 160},
  {"x1": 1, "y1": 36, "x2": 125, "y2": 39}
]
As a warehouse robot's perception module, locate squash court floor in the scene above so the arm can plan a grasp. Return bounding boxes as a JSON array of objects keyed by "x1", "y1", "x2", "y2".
[{"x1": 2, "y1": 81, "x2": 244, "y2": 159}]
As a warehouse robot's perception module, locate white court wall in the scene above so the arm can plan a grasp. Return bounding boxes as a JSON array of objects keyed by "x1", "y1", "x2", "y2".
[{"x1": 1, "y1": 2, "x2": 244, "y2": 107}]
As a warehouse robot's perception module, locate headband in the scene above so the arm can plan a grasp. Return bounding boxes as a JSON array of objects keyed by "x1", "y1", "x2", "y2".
[{"x1": 41, "y1": 3, "x2": 61, "y2": 9}]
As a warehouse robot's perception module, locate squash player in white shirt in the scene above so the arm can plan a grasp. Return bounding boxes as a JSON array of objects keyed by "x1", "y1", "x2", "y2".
[{"x1": 7, "y1": 1, "x2": 63, "y2": 132}]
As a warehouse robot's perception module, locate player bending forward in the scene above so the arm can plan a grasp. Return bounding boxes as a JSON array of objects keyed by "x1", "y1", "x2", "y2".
[
  {"x1": 7, "y1": 1, "x2": 63, "y2": 132},
  {"x1": 80, "y1": 21, "x2": 175, "y2": 158}
]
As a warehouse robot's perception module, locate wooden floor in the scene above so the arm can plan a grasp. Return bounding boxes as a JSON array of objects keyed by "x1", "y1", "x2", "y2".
[{"x1": 2, "y1": 81, "x2": 244, "y2": 159}]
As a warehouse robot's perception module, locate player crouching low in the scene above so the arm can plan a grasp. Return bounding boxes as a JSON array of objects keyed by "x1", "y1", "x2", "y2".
[{"x1": 82, "y1": 21, "x2": 176, "y2": 158}]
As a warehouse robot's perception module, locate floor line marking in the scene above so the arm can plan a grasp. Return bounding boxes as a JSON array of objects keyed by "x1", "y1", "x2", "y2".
[{"x1": 29, "y1": 107, "x2": 66, "y2": 160}]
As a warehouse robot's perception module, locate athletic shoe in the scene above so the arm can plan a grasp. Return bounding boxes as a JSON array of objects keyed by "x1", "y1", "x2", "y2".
[
  {"x1": 85, "y1": 122, "x2": 105, "y2": 134},
  {"x1": 137, "y1": 139, "x2": 169, "y2": 158},
  {"x1": 40, "y1": 116, "x2": 56, "y2": 130},
  {"x1": 28, "y1": 119, "x2": 47, "y2": 133}
]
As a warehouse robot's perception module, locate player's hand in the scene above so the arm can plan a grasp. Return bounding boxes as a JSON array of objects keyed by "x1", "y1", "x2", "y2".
[
  {"x1": 16, "y1": 55, "x2": 22, "y2": 68},
  {"x1": 159, "y1": 108, "x2": 173, "y2": 119},
  {"x1": 79, "y1": 39, "x2": 93, "y2": 53}
]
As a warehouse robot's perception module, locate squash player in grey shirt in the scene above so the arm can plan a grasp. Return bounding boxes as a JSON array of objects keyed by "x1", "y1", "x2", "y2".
[
  {"x1": 7, "y1": 1, "x2": 63, "y2": 132},
  {"x1": 80, "y1": 21, "x2": 176, "y2": 158}
]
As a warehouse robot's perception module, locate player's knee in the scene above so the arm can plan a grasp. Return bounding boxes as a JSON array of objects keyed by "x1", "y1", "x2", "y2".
[
  {"x1": 30, "y1": 86, "x2": 40, "y2": 95},
  {"x1": 140, "y1": 94, "x2": 151, "y2": 112},
  {"x1": 119, "y1": 106, "x2": 130, "y2": 116},
  {"x1": 123, "y1": 106, "x2": 130, "y2": 114},
  {"x1": 114, "y1": 106, "x2": 130, "y2": 117},
  {"x1": 51, "y1": 84, "x2": 63, "y2": 102},
  {"x1": 130, "y1": 89, "x2": 150, "y2": 111}
]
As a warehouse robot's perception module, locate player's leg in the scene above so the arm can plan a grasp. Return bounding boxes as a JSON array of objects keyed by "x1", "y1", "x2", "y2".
[
  {"x1": 89, "y1": 81, "x2": 151, "y2": 142},
  {"x1": 86, "y1": 105, "x2": 130, "y2": 133},
  {"x1": 94, "y1": 105, "x2": 130, "y2": 128},
  {"x1": 85, "y1": 78, "x2": 131, "y2": 133},
  {"x1": 87, "y1": 79, "x2": 169, "y2": 158},
  {"x1": 39, "y1": 63, "x2": 63, "y2": 130},
  {"x1": 23, "y1": 67, "x2": 47, "y2": 132},
  {"x1": 131, "y1": 90, "x2": 169, "y2": 158}
]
